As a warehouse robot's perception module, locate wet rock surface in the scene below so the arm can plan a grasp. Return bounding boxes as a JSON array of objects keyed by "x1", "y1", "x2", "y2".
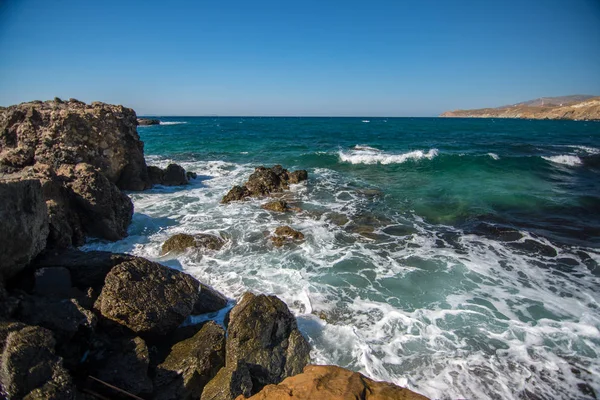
[
  {"x1": 161, "y1": 233, "x2": 226, "y2": 255},
  {"x1": 271, "y1": 226, "x2": 305, "y2": 247},
  {"x1": 148, "y1": 163, "x2": 189, "y2": 186},
  {"x1": 221, "y1": 165, "x2": 308, "y2": 203},
  {"x1": 193, "y1": 283, "x2": 229, "y2": 315},
  {"x1": 261, "y1": 200, "x2": 289, "y2": 212}
]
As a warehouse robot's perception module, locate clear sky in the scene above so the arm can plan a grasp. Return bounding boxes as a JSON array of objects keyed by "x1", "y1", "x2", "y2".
[{"x1": 1, "y1": 0, "x2": 599, "y2": 116}]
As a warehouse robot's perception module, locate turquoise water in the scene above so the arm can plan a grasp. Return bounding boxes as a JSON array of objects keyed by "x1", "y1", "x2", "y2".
[{"x1": 87, "y1": 117, "x2": 600, "y2": 399}]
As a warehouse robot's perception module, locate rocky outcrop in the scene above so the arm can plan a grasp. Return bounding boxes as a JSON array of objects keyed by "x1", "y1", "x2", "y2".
[
  {"x1": 202, "y1": 361, "x2": 253, "y2": 400},
  {"x1": 94, "y1": 258, "x2": 199, "y2": 336},
  {"x1": 161, "y1": 233, "x2": 226, "y2": 254},
  {"x1": 0, "y1": 179, "x2": 48, "y2": 280},
  {"x1": 226, "y1": 292, "x2": 310, "y2": 393},
  {"x1": 137, "y1": 118, "x2": 161, "y2": 126},
  {"x1": 221, "y1": 165, "x2": 308, "y2": 204},
  {"x1": 154, "y1": 321, "x2": 226, "y2": 400},
  {"x1": 0, "y1": 98, "x2": 151, "y2": 190},
  {"x1": 193, "y1": 283, "x2": 229, "y2": 315},
  {"x1": 238, "y1": 365, "x2": 429, "y2": 400},
  {"x1": 148, "y1": 163, "x2": 189, "y2": 186},
  {"x1": 271, "y1": 226, "x2": 305, "y2": 247},
  {"x1": 261, "y1": 200, "x2": 289, "y2": 213}
]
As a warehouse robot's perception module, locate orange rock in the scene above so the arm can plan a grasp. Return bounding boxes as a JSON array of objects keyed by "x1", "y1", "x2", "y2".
[{"x1": 236, "y1": 365, "x2": 429, "y2": 400}]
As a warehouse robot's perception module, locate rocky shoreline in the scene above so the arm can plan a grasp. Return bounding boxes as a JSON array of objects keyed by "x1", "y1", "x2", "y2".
[{"x1": 0, "y1": 99, "x2": 428, "y2": 399}]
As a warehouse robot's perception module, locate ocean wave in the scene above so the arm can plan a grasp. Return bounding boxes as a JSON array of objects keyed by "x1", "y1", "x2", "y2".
[
  {"x1": 487, "y1": 153, "x2": 500, "y2": 160},
  {"x1": 160, "y1": 121, "x2": 188, "y2": 125},
  {"x1": 542, "y1": 155, "x2": 582, "y2": 166},
  {"x1": 567, "y1": 145, "x2": 600, "y2": 155},
  {"x1": 339, "y1": 147, "x2": 438, "y2": 165}
]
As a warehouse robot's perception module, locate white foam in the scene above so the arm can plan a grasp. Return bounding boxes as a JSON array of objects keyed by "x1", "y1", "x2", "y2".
[
  {"x1": 339, "y1": 148, "x2": 438, "y2": 165},
  {"x1": 567, "y1": 145, "x2": 600, "y2": 155},
  {"x1": 487, "y1": 153, "x2": 500, "y2": 160},
  {"x1": 159, "y1": 121, "x2": 188, "y2": 125},
  {"x1": 542, "y1": 155, "x2": 582, "y2": 166},
  {"x1": 353, "y1": 145, "x2": 381, "y2": 152}
]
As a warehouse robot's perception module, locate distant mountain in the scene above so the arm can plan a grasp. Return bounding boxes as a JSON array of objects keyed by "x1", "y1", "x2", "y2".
[{"x1": 441, "y1": 95, "x2": 600, "y2": 121}]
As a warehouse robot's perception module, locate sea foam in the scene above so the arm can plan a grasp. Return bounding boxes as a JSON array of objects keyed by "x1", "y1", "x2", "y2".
[
  {"x1": 339, "y1": 147, "x2": 438, "y2": 165},
  {"x1": 542, "y1": 154, "x2": 583, "y2": 166}
]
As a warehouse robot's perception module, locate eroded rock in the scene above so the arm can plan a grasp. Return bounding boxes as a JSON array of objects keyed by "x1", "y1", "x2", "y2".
[
  {"x1": 261, "y1": 200, "x2": 288, "y2": 213},
  {"x1": 202, "y1": 361, "x2": 253, "y2": 400},
  {"x1": 271, "y1": 226, "x2": 305, "y2": 247},
  {"x1": 137, "y1": 118, "x2": 160, "y2": 126},
  {"x1": 161, "y1": 233, "x2": 225, "y2": 255},
  {"x1": 147, "y1": 163, "x2": 189, "y2": 186}
]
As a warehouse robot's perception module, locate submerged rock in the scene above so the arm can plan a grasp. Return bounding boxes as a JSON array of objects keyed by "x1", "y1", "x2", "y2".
[
  {"x1": 271, "y1": 226, "x2": 305, "y2": 247},
  {"x1": 0, "y1": 179, "x2": 48, "y2": 281},
  {"x1": 238, "y1": 365, "x2": 429, "y2": 400},
  {"x1": 221, "y1": 165, "x2": 308, "y2": 204},
  {"x1": 95, "y1": 258, "x2": 199, "y2": 336},
  {"x1": 226, "y1": 292, "x2": 310, "y2": 393},
  {"x1": 154, "y1": 321, "x2": 226, "y2": 400},
  {"x1": 161, "y1": 233, "x2": 226, "y2": 254}
]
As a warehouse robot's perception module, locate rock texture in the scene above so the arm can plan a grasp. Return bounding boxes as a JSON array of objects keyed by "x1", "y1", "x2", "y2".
[
  {"x1": 148, "y1": 163, "x2": 189, "y2": 186},
  {"x1": 440, "y1": 96, "x2": 600, "y2": 121},
  {"x1": 161, "y1": 233, "x2": 226, "y2": 254},
  {"x1": 202, "y1": 361, "x2": 253, "y2": 400},
  {"x1": 137, "y1": 118, "x2": 161, "y2": 126},
  {"x1": 271, "y1": 226, "x2": 305, "y2": 247},
  {"x1": 237, "y1": 365, "x2": 429, "y2": 400},
  {"x1": 154, "y1": 321, "x2": 226, "y2": 400},
  {"x1": 226, "y1": 292, "x2": 310, "y2": 393},
  {"x1": 95, "y1": 258, "x2": 199, "y2": 336},
  {"x1": 261, "y1": 200, "x2": 289, "y2": 213},
  {"x1": 0, "y1": 179, "x2": 48, "y2": 280},
  {"x1": 222, "y1": 165, "x2": 308, "y2": 204}
]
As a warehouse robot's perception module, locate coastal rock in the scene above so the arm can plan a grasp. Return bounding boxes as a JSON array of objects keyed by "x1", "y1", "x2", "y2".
[
  {"x1": 147, "y1": 163, "x2": 189, "y2": 186},
  {"x1": 154, "y1": 321, "x2": 226, "y2": 400},
  {"x1": 271, "y1": 226, "x2": 305, "y2": 247},
  {"x1": 95, "y1": 258, "x2": 199, "y2": 336},
  {"x1": 161, "y1": 233, "x2": 226, "y2": 255},
  {"x1": 237, "y1": 365, "x2": 429, "y2": 400},
  {"x1": 0, "y1": 324, "x2": 76, "y2": 399},
  {"x1": 261, "y1": 200, "x2": 288, "y2": 213},
  {"x1": 0, "y1": 179, "x2": 49, "y2": 280},
  {"x1": 137, "y1": 118, "x2": 161, "y2": 126},
  {"x1": 221, "y1": 165, "x2": 308, "y2": 204},
  {"x1": 202, "y1": 361, "x2": 253, "y2": 400},
  {"x1": 0, "y1": 99, "x2": 151, "y2": 190},
  {"x1": 193, "y1": 283, "x2": 229, "y2": 315},
  {"x1": 34, "y1": 267, "x2": 72, "y2": 298},
  {"x1": 226, "y1": 292, "x2": 310, "y2": 393}
]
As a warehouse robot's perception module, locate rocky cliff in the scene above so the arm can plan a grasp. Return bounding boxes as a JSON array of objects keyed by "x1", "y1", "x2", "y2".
[{"x1": 440, "y1": 96, "x2": 600, "y2": 121}]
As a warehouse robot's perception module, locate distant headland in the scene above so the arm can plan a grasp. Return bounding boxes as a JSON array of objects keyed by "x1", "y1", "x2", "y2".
[{"x1": 440, "y1": 95, "x2": 600, "y2": 121}]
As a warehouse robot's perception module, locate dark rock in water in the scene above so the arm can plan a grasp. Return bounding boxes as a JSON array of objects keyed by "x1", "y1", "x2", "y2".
[
  {"x1": 221, "y1": 165, "x2": 308, "y2": 204},
  {"x1": 0, "y1": 179, "x2": 49, "y2": 281},
  {"x1": 0, "y1": 324, "x2": 77, "y2": 399},
  {"x1": 147, "y1": 163, "x2": 189, "y2": 186},
  {"x1": 226, "y1": 292, "x2": 310, "y2": 393},
  {"x1": 193, "y1": 283, "x2": 229, "y2": 315},
  {"x1": 202, "y1": 361, "x2": 253, "y2": 400},
  {"x1": 0, "y1": 99, "x2": 151, "y2": 190},
  {"x1": 261, "y1": 200, "x2": 288, "y2": 213},
  {"x1": 186, "y1": 171, "x2": 198, "y2": 180},
  {"x1": 161, "y1": 233, "x2": 226, "y2": 255},
  {"x1": 95, "y1": 258, "x2": 199, "y2": 336},
  {"x1": 137, "y1": 118, "x2": 161, "y2": 126},
  {"x1": 271, "y1": 226, "x2": 305, "y2": 247},
  {"x1": 93, "y1": 336, "x2": 153, "y2": 397},
  {"x1": 154, "y1": 321, "x2": 226, "y2": 400},
  {"x1": 34, "y1": 267, "x2": 72, "y2": 298},
  {"x1": 32, "y1": 249, "x2": 135, "y2": 291}
]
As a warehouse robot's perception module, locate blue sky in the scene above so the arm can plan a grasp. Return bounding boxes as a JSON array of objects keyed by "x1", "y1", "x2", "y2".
[{"x1": 1, "y1": 0, "x2": 599, "y2": 116}]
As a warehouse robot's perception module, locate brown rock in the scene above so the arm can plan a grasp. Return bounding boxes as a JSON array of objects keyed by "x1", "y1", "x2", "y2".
[
  {"x1": 161, "y1": 233, "x2": 226, "y2": 255},
  {"x1": 147, "y1": 163, "x2": 189, "y2": 186},
  {"x1": 271, "y1": 226, "x2": 305, "y2": 247},
  {"x1": 221, "y1": 166, "x2": 308, "y2": 204},
  {"x1": 202, "y1": 361, "x2": 253, "y2": 400},
  {"x1": 261, "y1": 200, "x2": 288, "y2": 213},
  {"x1": 237, "y1": 365, "x2": 429, "y2": 400},
  {"x1": 137, "y1": 118, "x2": 160, "y2": 125}
]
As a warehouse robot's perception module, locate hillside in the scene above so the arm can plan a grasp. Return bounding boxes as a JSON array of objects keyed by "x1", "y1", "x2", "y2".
[{"x1": 441, "y1": 95, "x2": 600, "y2": 121}]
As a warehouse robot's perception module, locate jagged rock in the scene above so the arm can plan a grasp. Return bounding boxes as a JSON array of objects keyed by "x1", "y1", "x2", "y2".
[
  {"x1": 137, "y1": 118, "x2": 160, "y2": 126},
  {"x1": 0, "y1": 325, "x2": 76, "y2": 399},
  {"x1": 0, "y1": 179, "x2": 48, "y2": 281},
  {"x1": 0, "y1": 99, "x2": 150, "y2": 190},
  {"x1": 261, "y1": 200, "x2": 288, "y2": 213},
  {"x1": 221, "y1": 166, "x2": 308, "y2": 204},
  {"x1": 271, "y1": 226, "x2": 305, "y2": 247},
  {"x1": 93, "y1": 336, "x2": 153, "y2": 396},
  {"x1": 161, "y1": 233, "x2": 225, "y2": 255},
  {"x1": 147, "y1": 163, "x2": 189, "y2": 186},
  {"x1": 34, "y1": 267, "x2": 72, "y2": 297},
  {"x1": 203, "y1": 361, "x2": 253, "y2": 400},
  {"x1": 154, "y1": 321, "x2": 226, "y2": 400},
  {"x1": 226, "y1": 292, "x2": 310, "y2": 393},
  {"x1": 95, "y1": 258, "x2": 199, "y2": 336},
  {"x1": 193, "y1": 283, "x2": 229, "y2": 315},
  {"x1": 186, "y1": 171, "x2": 197, "y2": 180},
  {"x1": 237, "y1": 365, "x2": 430, "y2": 400},
  {"x1": 32, "y1": 249, "x2": 135, "y2": 290}
]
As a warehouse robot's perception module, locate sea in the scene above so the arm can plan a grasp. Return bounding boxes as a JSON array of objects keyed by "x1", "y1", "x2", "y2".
[{"x1": 84, "y1": 117, "x2": 600, "y2": 400}]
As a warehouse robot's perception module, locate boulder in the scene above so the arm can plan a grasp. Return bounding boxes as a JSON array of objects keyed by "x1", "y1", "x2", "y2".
[
  {"x1": 221, "y1": 166, "x2": 308, "y2": 204},
  {"x1": 154, "y1": 321, "x2": 226, "y2": 400},
  {"x1": 202, "y1": 361, "x2": 253, "y2": 400},
  {"x1": 261, "y1": 200, "x2": 288, "y2": 213},
  {"x1": 95, "y1": 258, "x2": 199, "y2": 336},
  {"x1": 0, "y1": 99, "x2": 151, "y2": 190},
  {"x1": 0, "y1": 325, "x2": 76, "y2": 399},
  {"x1": 161, "y1": 233, "x2": 226, "y2": 255},
  {"x1": 271, "y1": 226, "x2": 305, "y2": 247},
  {"x1": 93, "y1": 336, "x2": 153, "y2": 397},
  {"x1": 193, "y1": 283, "x2": 229, "y2": 315},
  {"x1": 237, "y1": 365, "x2": 429, "y2": 400},
  {"x1": 137, "y1": 118, "x2": 161, "y2": 126},
  {"x1": 147, "y1": 163, "x2": 189, "y2": 186},
  {"x1": 226, "y1": 292, "x2": 310, "y2": 393},
  {"x1": 0, "y1": 179, "x2": 48, "y2": 281}
]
